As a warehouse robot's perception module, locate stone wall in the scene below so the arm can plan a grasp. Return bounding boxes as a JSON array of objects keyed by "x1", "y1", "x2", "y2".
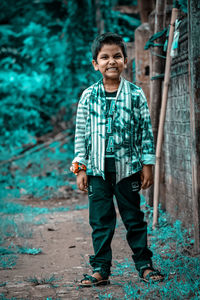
[
  {"x1": 134, "y1": 23, "x2": 151, "y2": 105},
  {"x1": 122, "y1": 42, "x2": 135, "y2": 83},
  {"x1": 160, "y1": 18, "x2": 193, "y2": 227}
]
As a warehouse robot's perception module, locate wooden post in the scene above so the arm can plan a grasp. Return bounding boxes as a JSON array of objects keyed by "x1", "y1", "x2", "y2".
[
  {"x1": 147, "y1": 0, "x2": 166, "y2": 206},
  {"x1": 188, "y1": 0, "x2": 200, "y2": 253},
  {"x1": 150, "y1": 0, "x2": 166, "y2": 145}
]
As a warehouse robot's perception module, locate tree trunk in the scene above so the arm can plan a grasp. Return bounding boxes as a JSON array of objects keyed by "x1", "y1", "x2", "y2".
[
  {"x1": 95, "y1": 0, "x2": 104, "y2": 34},
  {"x1": 138, "y1": 0, "x2": 156, "y2": 23}
]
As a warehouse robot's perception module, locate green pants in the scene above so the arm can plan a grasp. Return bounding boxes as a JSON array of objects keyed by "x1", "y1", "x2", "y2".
[{"x1": 88, "y1": 158, "x2": 153, "y2": 278}]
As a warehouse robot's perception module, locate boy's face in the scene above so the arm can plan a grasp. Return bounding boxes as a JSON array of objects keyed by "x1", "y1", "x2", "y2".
[{"x1": 92, "y1": 44, "x2": 127, "y2": 81}]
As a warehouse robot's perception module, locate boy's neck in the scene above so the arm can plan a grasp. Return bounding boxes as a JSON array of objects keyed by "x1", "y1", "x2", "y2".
[{"x1": 103, "y1": 78, "x2": 120, "y2": 92}]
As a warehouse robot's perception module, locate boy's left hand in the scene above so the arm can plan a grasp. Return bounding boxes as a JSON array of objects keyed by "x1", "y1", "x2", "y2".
[{"x1": 141, "y1": 165, "x2": 154, "y2": 189}]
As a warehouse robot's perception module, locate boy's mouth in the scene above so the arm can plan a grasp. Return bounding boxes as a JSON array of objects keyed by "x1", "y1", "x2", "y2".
[{"x1": 107, "y1": 67, "x2": 118, "y2": 71}]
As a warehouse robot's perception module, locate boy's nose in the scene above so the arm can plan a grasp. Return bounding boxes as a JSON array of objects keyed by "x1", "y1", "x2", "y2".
[{"x1": 108, "y1": 59, "x2": 116, "y2": 65}]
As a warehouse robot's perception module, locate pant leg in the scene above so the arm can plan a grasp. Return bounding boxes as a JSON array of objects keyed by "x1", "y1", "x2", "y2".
[
  {"x1": 114, "y1": 172, "x2": 153, "y2": 272},
  {"x1": 88, "y1": 172, "x2": 116, "y2": 277}
]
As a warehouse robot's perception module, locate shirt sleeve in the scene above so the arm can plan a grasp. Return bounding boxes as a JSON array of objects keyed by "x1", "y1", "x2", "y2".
[
  {"x1": 139, "y1": 89, "x2": 156, "y2": 165},
  {"x1": 72, "y1": 90, "x2": 89, "y2": 166}
]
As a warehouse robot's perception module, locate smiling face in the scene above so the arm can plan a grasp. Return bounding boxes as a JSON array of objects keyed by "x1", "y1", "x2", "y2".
[{"x1": 92, "y1": 44, "x2": 127, "y2": 84}]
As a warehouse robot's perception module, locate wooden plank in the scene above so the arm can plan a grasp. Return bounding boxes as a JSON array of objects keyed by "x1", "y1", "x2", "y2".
[{"x1": 188, "y1": 0, "x2": 200, "y2": 253}]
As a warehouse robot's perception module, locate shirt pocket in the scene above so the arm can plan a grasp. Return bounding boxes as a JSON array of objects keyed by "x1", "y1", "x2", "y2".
[{"x1": 130, "y1": 172, "x2": 142, "y2": 192}]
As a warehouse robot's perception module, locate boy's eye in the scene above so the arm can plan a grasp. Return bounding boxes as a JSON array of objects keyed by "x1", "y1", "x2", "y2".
[{"x1": 100, "y1": 54, "x2": 122, "y2": 59}]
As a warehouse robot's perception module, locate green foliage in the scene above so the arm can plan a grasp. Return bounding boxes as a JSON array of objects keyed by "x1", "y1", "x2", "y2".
[
  {"x1": 0, "y1": 19, "x2": 69, "y2": 148},
  {"x1": 0, "y1": 138, "x2": 75, "y2": 201},
  {"x1": 0, "y1": 0, "x2": 141, "y2": 204},
  {"x1": 0, "y1": 0, "x2": 100, "y2": 202},
  {"x1": 100, "y1": 0, "x2": 140, "y2": 42},
  {"x1": 0, "y1": 0, "x2": 98, "y2": 156}
]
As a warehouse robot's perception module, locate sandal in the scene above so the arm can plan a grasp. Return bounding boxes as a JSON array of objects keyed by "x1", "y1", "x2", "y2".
[
  {"x1": 139, "y1": 265, "x2": 164, "y2": 283},
  {"x1": 79, "y1": 273, "x2": 110, "y2": 287}
]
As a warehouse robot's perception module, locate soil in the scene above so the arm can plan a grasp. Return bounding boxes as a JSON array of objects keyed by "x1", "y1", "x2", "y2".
[{"x1": 0, "y1": 185, "x2": 161, "y2": 300}]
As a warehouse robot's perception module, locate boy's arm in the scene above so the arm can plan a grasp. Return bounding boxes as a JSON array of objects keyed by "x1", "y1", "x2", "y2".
[
  {"x1": 139, "y1": 89, "x2": 156, "y2": 166},
  {"x1": 72, "y1": 91, "x2": 89, "y2": 167},
  {"x1": 139, "y1": 89, "x2": 155, "y2": 189},
  {"x1": 141, "y1": 165, "x2": 154, "y2": 189}
]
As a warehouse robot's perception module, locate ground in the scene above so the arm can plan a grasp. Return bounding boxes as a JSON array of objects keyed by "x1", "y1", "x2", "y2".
[
  {"x1": 0, "y1": 189, "x2": 156, "y2": 300},
  {"x1": 0, "y1": 181, "x2": 199, "y2": 299}
]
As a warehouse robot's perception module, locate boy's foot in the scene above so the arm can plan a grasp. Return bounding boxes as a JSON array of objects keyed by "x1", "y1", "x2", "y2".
[
  {"x1": 139, "y1": 267, "x2": 164, "y2": 283},
  {"x1": 79, "y1": 272, "x2": 110, "y2": 287}
]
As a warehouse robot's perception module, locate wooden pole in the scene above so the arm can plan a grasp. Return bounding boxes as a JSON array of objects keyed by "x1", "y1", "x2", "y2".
[
  {"x1": 147, "y1": 0, "x2": 166, "y2": 206},
  {"x1": 153, "y1": 5, "x2": 179, "y2": 229},
  {"x1": 188, "y1": 0, "x2": 200, "y2": 253},
  {"x1": 150, "y1": 0, "x2": 166, "y2": 145}
]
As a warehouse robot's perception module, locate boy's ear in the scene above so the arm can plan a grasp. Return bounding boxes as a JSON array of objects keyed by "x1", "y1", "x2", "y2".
[
  {"x1": 124, "y1": 57, "x2": 128, "y2": 68},
  {"x1": 92, "y1": 59, "x2": 99, "y2": 71}
]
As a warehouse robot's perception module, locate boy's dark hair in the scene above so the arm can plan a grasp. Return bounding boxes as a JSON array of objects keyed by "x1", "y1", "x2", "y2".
[{"x1": 91, "y1": 32, "x2": 127, "y2": 62}]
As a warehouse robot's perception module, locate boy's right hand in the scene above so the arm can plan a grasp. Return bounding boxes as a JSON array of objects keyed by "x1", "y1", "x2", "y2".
[{"x1": 76, "y1": 170, "x2": 88, "y2": 192}]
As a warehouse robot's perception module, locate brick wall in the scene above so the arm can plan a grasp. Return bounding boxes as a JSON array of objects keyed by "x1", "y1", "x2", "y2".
[{"x1": 160, "y1": 18, "x2": 193, "y2": 228}]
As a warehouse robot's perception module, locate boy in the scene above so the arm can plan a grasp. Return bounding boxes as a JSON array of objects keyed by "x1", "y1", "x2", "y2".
[{"x1": 70, "y1": 32, "x2": 164, "y2": 286}]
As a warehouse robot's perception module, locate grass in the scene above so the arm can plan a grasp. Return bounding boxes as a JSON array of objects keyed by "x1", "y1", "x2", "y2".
[
  {"x1": 0, "y1": 195, "x2": 199, "y2": 298},
  {"x1": 0, "y1": 194, "x2": 88, "y2": 269},
  {"x1": 1, "y1": 196, "x2": 198, "y2": 298},
  {"x1": 26, "y1": 274, "x2": 62, "y2": 287},
  {"x1": 17, "y1": 247, "x2": 42, "y2": 255},
  {"x1": 100, "y1": 204, "x2": 200, "y2": 300},
  {"x1": 0, "y1": 140, "x2": 74, "y2": 202}
]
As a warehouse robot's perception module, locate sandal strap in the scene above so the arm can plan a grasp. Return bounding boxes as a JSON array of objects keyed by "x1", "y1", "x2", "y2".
[
  {"x1": 93, "y1": 268, "x2": 109, "y2": 279},
  {"x1": 139, "y1": 264, "x2": 153, "y2": 278},
  {"x1": 81, "y1": 273, "x2": 98, "y2": 284},
  {"x1": 144, "y1": 270, "x2": 163, "y2": 281}
]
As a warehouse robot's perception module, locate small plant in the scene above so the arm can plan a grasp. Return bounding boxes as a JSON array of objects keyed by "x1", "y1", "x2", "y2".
[
  {"x1": 112, "y1": 258, "x2": 135, "y2": 277},
  {"x1": 26, "y1": 274, "x2": 62, "y2": 287},
  {"x1": 98, "y1": 293, "x2": 113, "y2": 300},
  {"x1": 0, "y1": 282, "x2": 6, "y2": 287},
  {"x1": 0, "y1": 254, "x2": 18, "y2": 269},
  {"x1": 17, "y1": 246, "x2": 42, "y2": 255}
]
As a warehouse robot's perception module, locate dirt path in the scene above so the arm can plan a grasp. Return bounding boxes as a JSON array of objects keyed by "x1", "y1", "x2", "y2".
[{"x1": 0, "y1": 192, "x2": 149, "y2": 300}]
